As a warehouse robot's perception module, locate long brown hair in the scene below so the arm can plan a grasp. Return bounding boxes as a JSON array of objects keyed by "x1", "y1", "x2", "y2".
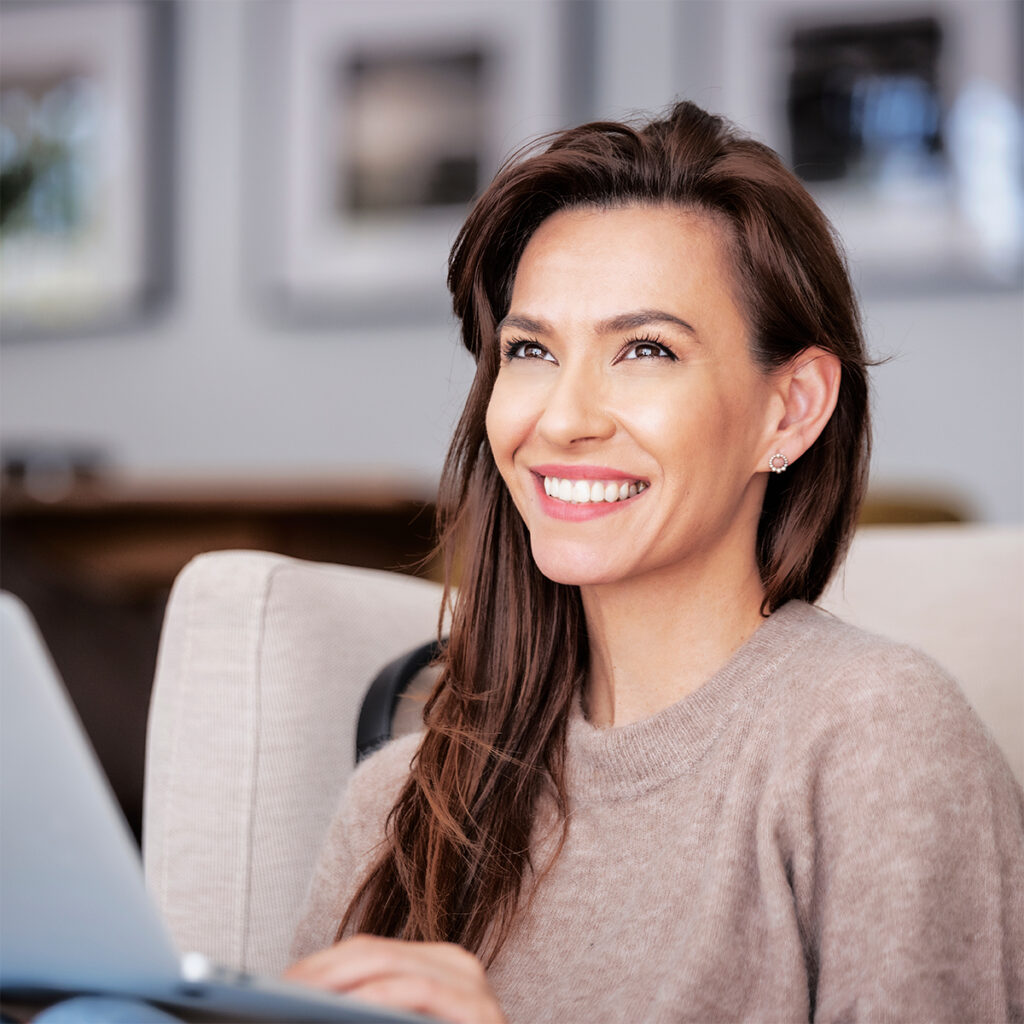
[{"x1": 339, "y1": 101, "x2": 871, "y2": 962}]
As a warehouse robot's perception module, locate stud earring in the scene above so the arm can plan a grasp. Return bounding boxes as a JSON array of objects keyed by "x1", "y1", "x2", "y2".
[{"x1": 768, "y1": 452, "x2": 789, "y2": 474}]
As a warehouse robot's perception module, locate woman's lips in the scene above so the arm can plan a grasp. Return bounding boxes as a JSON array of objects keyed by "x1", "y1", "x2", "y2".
[
  {"x1": 531, "y1": 463, "x2": 649, "y2": 483},
  {"x1": 530, "y1": 468, "x2": 649, "y2": 521}
]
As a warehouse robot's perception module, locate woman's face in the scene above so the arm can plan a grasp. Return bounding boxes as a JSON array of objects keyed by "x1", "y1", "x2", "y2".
[{"x1": 485, "y1": 204, "x2": 783, "y2": 589}]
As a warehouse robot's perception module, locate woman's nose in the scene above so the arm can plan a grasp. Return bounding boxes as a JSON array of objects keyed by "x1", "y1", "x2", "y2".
[{"x1": 536, "y1": 364, "x2": 615, "y2": 447}]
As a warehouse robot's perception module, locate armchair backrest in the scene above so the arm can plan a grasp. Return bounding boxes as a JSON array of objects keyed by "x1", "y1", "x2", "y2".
[{"x1": 142, "y1": 551, "x2": 443, "y2": 975}]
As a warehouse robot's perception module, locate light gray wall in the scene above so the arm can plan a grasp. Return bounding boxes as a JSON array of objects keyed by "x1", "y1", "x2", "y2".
[{"x1": 2, "y1": 0, "x2": 1021, "y2": 520}]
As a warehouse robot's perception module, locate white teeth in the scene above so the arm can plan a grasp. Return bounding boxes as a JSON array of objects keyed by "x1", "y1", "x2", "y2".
[{"x1": 542, "y1": 476, "x2": 648, "y2": 505}]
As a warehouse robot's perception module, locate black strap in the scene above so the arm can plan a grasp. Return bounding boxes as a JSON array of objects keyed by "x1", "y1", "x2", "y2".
[{"x1": 355, "y1": 639, "x2": 444, "y2": 762}]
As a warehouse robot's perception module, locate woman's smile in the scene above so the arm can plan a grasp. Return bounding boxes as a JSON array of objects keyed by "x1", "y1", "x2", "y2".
[{"x1": 531, "y1": 464, "x2": 651, "y2": 521}]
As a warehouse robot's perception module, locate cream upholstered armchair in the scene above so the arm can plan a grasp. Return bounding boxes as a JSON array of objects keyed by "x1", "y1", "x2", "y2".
[
  {"x1": 142, "y1": 525, "x2": 1024, "y2": 977},
  {"x1": 142, "y1": 554, "x2": 444, "y2": 977}
]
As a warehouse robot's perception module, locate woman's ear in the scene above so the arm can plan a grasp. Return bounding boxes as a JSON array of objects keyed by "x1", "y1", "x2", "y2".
[{"x1": 765, "y1": 347, "x2": 841, "y2": 469}]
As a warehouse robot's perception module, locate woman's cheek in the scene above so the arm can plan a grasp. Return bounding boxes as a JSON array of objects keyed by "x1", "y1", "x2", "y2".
[{"x1": 486, "y1": 378, "x2": 529, "y2": 469}]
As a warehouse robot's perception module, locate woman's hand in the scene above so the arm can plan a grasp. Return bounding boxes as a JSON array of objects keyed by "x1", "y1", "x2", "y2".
[{"x1": 283, "y1": 934, "x2": 508, "y2": 1024}]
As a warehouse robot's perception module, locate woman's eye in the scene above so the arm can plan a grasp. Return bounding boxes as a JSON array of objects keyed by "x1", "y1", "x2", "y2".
[
  {"x1": 621, "y1": 339, "x2": 677, "y2": 361},
  {"x1": 504, "y1": 340, "x2": 554, "y2": 362}
]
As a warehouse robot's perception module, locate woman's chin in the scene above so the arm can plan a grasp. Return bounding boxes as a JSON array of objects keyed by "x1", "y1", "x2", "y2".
[{"x1": 529, "y1": 544, "x2": 630, "y2": 588}]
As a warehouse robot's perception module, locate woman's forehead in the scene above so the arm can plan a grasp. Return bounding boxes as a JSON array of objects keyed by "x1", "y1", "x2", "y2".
[{"x1": 505, "y1": 204, "x2": 745, "y2": 335}]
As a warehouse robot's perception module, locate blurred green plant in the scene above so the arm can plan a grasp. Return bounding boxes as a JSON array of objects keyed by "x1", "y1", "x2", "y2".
[
  {"x1": 0, "y1": 75, "x2": 95, "y2": 239},
  {"x1": 0, "y1": 139, "x2": 76, "y2": 233}
]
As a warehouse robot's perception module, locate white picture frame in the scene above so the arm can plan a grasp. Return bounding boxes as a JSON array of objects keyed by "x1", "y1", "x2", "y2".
[
  {"x1": 0, "y1": 0, "x2": 173, "y2": 338},
  {"x1": 248, "y1": 0, "x2": 589, "y2": 323},
  {"x1": 696, "y1": 0, "x2": 1023, "y2": 292}
]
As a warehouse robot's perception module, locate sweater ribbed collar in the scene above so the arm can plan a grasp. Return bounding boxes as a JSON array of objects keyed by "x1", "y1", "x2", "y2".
[{"x1": 564, "y1": 600, "x2": 821, "y2": 803}]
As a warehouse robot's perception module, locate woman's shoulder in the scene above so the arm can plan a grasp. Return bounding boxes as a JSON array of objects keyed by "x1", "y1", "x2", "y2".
[
  {"x1": 341, "y1": 731, "x2": 421, "y2": 843},
  {"x1": 755, "y1": 612, "x2": 1024, "y2": 1021},
  {"x1": 775, "y1": 600, "x2": 968, "y2": 712},
  {"x1": 767, "y1": 601, "x2": 1019, "y2": 798}
]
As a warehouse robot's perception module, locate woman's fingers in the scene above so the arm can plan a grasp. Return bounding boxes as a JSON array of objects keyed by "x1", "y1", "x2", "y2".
[
  {"x1": 284, "y1": 936, "x2": 506, "y2": 1024},
  {"x1": 286, "y1": 935, "x2": 466, "y2": 988},
  {"x1": 347, "y1": 974, "x2": 504, "y2": 1024}
]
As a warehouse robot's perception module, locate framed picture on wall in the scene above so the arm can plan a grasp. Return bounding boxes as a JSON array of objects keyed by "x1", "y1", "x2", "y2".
[
  {"x1": 693, "y1": 0, "x2": 1023, "y2": 292},
  {"x1": 246, "y1": 0, "x2": 594, "y2": 324},
  {"x1": 0, "y1": 0, "x2": 174, "y2": 339}
]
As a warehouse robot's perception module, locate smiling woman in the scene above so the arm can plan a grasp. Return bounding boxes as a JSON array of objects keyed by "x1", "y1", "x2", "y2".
[{"x1": 286, "y1": 102, "x2": 1024, "y2": 1023}]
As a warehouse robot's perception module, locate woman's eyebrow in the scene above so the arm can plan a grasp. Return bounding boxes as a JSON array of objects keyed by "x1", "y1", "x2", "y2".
[
  {"x1": 495, "y1": 309, "x2": 699, "y2": 339},
  {"x1": 597, "y1": 309, "x2": 698, "y2": 337},
  {"x1": 496, "y1": 313, "x2": 549, "y2": 335}
]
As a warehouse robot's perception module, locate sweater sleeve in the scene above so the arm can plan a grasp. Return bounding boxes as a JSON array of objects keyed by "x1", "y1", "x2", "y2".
[
  {"x1": 289, "y1": 732, "x2": 422, "y2": 963},
  {"x1": 789, "y1": 646, "x2": 1024, "y2": 1022},
  {"x1": 289, "y1": 784, "x2": 360, "y2": 962}
]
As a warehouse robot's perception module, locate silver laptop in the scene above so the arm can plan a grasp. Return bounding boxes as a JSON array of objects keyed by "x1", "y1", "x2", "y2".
[{"x1": 0, "y1": 591, "x2": 430, "y2": 1022}]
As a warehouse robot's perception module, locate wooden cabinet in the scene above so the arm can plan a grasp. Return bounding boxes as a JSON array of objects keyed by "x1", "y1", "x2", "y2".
[{"x1": 1, "y1": 475, "x2": 437, "y2": 839}]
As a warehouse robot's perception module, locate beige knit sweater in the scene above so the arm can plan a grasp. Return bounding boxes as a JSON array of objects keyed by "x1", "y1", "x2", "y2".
[{"x1": 293, "y1": 602, "x2": 1024, "y2": 1022}]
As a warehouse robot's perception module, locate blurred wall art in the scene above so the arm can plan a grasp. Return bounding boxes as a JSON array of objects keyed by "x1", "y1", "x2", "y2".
[
  {"x1": 0, "y1": 0, "x2": 174, "y2": 339},
  {"x1": 715, "y1": 0, "x2": 1023, "y2": 291},
  {"x1": 246, "y1": 0, "x2": 591, "y2": 323}
]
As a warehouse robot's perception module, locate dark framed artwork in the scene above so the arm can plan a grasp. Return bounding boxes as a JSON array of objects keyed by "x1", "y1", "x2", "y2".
[
  {"x1": 247, "y1": 0, "x2": 594, "y2": 324},
  {"x1": 706, "y1": 0, "x2": 1023, "y2": 292},
  {"x1": 0, "y1": 0, "x2": 175, "y2": 339}
]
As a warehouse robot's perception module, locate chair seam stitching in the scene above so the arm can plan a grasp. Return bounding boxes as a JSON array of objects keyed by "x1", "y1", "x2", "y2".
[
  {"x1": 158, "y1": 561, "x2": 196, "y2": 920},
  {"x1": 238, "y1": 558, "x2": 285, "y2": 966}
]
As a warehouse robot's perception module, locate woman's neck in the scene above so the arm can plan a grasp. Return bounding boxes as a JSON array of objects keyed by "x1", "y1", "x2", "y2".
[{"x1": 580, "y1": 554, "x2": 768, "y2": 728}]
